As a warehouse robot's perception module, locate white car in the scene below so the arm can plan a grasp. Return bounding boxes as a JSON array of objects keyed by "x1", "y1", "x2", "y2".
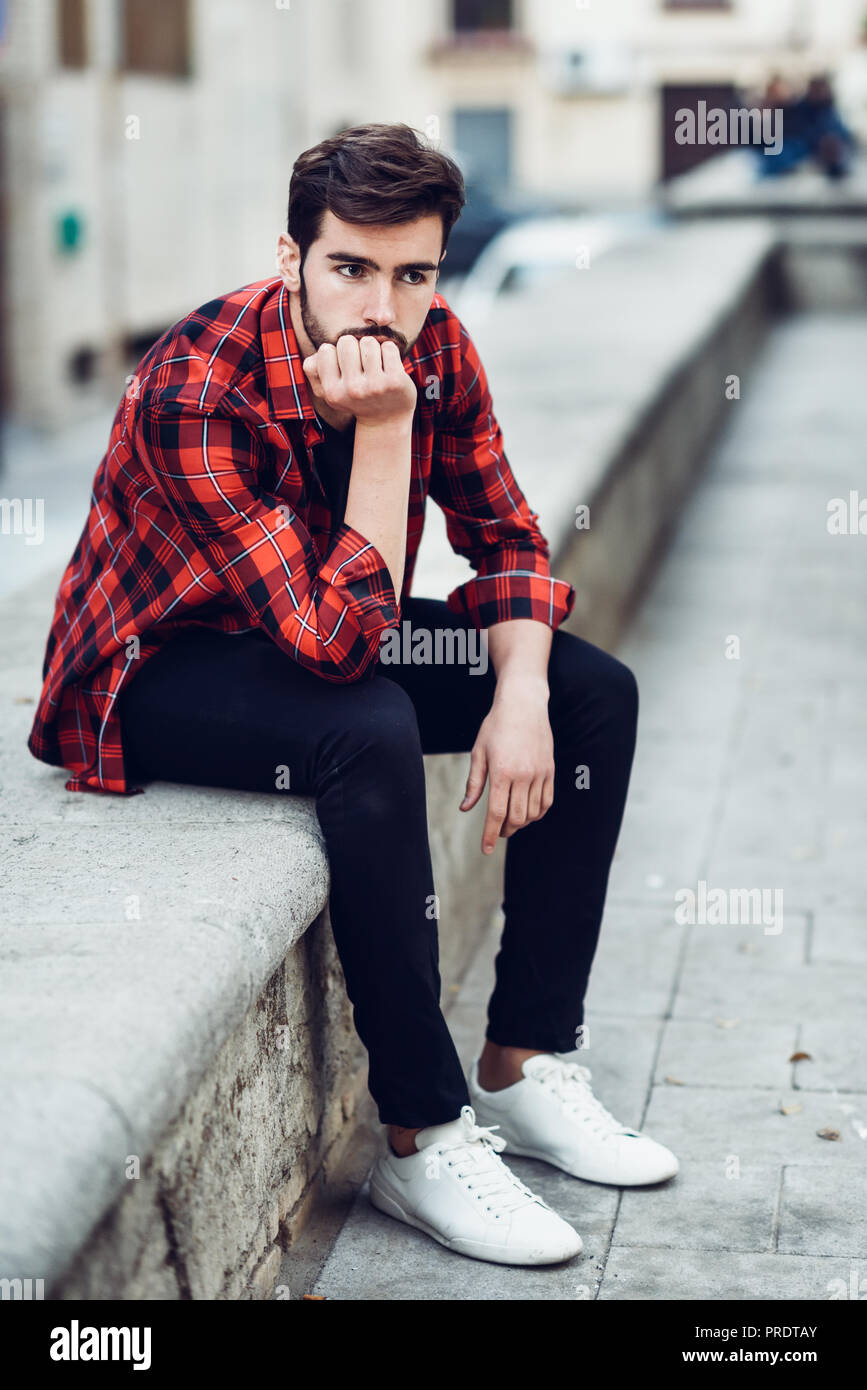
[{"x1": 450, "y1": 211, "x2": 664, "y2": 325}]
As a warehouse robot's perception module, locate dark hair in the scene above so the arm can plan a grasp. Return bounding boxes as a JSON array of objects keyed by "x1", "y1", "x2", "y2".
[{"x1": 287, "y1": 123, "x2": 466, "y2": 268}]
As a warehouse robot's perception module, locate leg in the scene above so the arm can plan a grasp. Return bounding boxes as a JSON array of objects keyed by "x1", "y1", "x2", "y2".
[
  {"x1": 377, "y1": 602, "x2": 677, "y2": 1190},
  {"x1": 483, "y1": 630, "x2": 638, "y2": 1076},
  {"x1": 116, "y1": 625, "x2": 471, "y2": 1130},
  {"x1": 376, "y1": 600, "x2": 638, "y2": 1091}
]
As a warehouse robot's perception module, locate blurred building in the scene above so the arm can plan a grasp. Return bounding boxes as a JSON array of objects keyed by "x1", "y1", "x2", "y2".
[
  {"x1": 1, "y1": 0, "x2": 311, "y2": 426},
  {"x1": 2, "y1": 0, "x2": 866, "y2": 426}
]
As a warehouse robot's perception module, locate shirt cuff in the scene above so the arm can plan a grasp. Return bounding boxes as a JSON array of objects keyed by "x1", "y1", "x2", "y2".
[
  {"x1": 320, "y1": 521, "x2": 402, "y2": 644},
  {"x1": 446, "y1": 570, "x2": 575, "y2": 632}
]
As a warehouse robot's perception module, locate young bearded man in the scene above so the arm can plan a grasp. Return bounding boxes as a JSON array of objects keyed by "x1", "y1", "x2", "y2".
[{"x1": 28, "y1": 123, "x2": 678, "y2": 1269}]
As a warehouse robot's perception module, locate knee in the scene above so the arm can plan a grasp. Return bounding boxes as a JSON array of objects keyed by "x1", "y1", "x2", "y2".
[
  {"x1": 319, "y1": 676, "x2": 425, "y2": 803},
  {"x1": 552, "y1": 634, "x2": 639, "y2": 734},
  {"x1": 602, "y1": 655, "x2": 639, "y2": 728}
]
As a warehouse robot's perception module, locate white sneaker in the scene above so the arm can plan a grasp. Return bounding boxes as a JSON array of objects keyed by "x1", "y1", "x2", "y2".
[
  {"x1": 468, "y1": 1054, "x2": 679, "y2": 1187},
  {"x1": 368, "y1": 1104, "x2": 583, "y2": 1266}
]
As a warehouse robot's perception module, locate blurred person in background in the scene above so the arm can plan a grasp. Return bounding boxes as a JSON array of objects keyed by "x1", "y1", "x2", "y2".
[
  {"x1": 28, "y1": 122, "x2": 678, "y2": 1270},
  {"x1": 758, "y1": 72, "x2": 856, "y2": 179}
]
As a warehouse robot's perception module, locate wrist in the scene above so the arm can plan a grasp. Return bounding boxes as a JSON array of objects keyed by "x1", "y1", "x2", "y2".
[
  {"x1": 354, "y1": 413, "x2": 414, "y2": 439},
  {"x1": 494, "y1": 670, "x2": 550, "y2": 703}
]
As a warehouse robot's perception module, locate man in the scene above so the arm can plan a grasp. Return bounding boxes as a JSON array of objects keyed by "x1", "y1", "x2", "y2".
[{"x1": 29, "y1": 123, "x2": 677, "y2": 1269}]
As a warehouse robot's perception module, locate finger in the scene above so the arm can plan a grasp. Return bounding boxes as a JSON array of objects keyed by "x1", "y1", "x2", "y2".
[
  {"x1": 336, "y1": 334, "x2": 364, "y2": 389},
  {"x1": 302, "y1": 356, "x2": 322, "y2": 394},
  {"x1": 527, "y1": 775, "x2": 543, "y2": 821},
  {"x1": 316, "y1": 342, "x2": 341, "y2": 396},
  {"x1": 541, "y1": 772, "x2": 555, "y2": 815},
  {"x1": 482, "y1": 777, "x2": 509, "y2": 854},
  {"x1": 502, "y1": 779, "x2": 529, "y2": 838},
  {"x1": 359, "y1": 335, "x2": 384, "y2": 376},
  {"x1": 460, "y1": 746, "x2": 487, "y2": 812},
  {"x1": 380, "y1": 338, "x2": 403, "y2": 374}
]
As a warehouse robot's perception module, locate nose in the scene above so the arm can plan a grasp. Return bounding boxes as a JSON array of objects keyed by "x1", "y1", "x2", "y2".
[{"x1": 362, "y1": 276, "x2": 397, "y2": 329}]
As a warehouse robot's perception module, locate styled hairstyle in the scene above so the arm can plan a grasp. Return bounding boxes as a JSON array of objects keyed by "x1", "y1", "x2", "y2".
[{"x1": 287, "y1": 123, "x2": 466, "y2": 268}]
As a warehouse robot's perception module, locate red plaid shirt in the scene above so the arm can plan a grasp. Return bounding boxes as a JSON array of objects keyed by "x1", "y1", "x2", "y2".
[{"x1": 28, "y1": 277, "x2": 575, "y2": 795}]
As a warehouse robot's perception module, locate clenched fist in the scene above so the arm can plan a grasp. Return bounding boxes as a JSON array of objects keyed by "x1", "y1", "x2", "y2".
[{"x1": 303, "y1": 334, "x2": 418, "y2": 427}]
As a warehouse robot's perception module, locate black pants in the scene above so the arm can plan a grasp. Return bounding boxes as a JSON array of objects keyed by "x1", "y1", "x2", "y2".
[{"x1": 116, "y1": 596, "x2": 638, "y2": 1128}]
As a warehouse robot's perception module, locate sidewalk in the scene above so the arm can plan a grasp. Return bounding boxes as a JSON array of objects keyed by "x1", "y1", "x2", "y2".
[{"x1": 299, "y1": 312, "x2": 867, "y2": 1300}]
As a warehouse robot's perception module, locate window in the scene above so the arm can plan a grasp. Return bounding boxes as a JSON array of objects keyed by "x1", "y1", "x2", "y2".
[
  {"x1": 453, "y1": 0, "x2": 514, "y2": 33},
  {"x1": 57, "y1": 0, "x2": 87, "y2": 69},
  {"x1": 68, "y1": 346, "x2": 99, "y2": 385},
  {"x1": 453, "y1": 107, "x2": 512, "y2": 194},
  {"x1": 120, "y1": 0, "x2": 191, "y2": 78}
]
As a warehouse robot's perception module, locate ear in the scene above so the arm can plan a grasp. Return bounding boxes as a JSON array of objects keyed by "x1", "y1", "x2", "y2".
[{"x1": 276, "y1": 232, "x2": 302, "y2": 290}]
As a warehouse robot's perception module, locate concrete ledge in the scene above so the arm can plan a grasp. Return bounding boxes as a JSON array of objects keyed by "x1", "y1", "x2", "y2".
[{"x1": 0, "y1": 219, "x2": 780, "y2": 1297}]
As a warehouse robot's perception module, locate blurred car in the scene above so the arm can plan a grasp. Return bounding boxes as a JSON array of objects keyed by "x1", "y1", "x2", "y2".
[{"x1": 449, "y1": 210, "x2": 666, "y2": 325}]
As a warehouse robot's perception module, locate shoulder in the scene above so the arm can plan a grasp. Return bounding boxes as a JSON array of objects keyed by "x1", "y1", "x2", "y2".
[
  {"x1": 410, "y1": 291, "x2": 487, "y2": 415},
  {"x1": 129, "y1": 277, "x2": 279, "y2": 418}
]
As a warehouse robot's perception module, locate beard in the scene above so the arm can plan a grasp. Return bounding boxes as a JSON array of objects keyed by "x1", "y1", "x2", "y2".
[{"x1": 298, "y1": 267, "x2": 412, "y2": 359}]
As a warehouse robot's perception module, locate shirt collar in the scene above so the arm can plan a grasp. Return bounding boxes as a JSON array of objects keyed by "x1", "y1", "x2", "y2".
[{"x1": 260, "y1": 279, "x2": 321, "y2": 437}]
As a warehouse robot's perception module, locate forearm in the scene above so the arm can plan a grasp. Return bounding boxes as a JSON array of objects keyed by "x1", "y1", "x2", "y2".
[
  {"x1": 486, "y1": 618, "x2": 552, "y2": 701},
  {"x1": 343, "y1": 416, "x2": 413, "y2": 600}
]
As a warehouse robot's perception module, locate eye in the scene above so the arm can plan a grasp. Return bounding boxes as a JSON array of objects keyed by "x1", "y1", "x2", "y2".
[
  {"x1": 337, "y1": 264, "x2": 366, "y2": 279},
  {"x1": 402, "y1": 270, "x2": 427, "y2": 286}
]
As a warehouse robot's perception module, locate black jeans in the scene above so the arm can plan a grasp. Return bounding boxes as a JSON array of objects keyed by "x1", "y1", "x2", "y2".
[{"x1": 116, "y1": 596, "x2": 638, "y2": 1128}]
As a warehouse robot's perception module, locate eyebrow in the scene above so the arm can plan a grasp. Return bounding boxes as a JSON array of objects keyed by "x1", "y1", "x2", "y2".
[{"x1": 325, "y1": 251, "x2": 440, "y2": 274}]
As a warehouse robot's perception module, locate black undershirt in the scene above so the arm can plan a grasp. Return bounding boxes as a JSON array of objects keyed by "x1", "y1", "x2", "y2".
[{"x1": 312, "y1": 417, "x2": 355, "y2": 545}]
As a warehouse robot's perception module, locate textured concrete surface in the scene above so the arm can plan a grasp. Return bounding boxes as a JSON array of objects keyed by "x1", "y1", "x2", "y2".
[
  {"x1": 0, "y1": 221, "x2": 782, "y2": 1296},
  {"x1": 307, "y1": 314, "x2": 867, "y2": 1301}
]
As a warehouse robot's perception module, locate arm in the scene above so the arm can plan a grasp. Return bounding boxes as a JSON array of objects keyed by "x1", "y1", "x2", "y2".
[
  {"x1": 460, "y1": 619, "x2": 557, "y2": 854},
  {"x1": 429, "y1": 327, "x2": 574, "y2": 634},
  {"x1": 430, "y1": 319, "x2": 575, "y2": 852},
  {"x1": 133, "y1": 392, "x2": 400, "y2": 683},
  {"x1": 303, "y1": 334, "x2": 416, "y2": 600}
]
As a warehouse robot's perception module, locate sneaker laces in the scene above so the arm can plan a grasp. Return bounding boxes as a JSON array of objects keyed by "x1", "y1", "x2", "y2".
[
  {"x1": 530, "y1": 1061, "x2": 638, "y2": 1141},
  {"x1": 434, "y1": 1105, "x2": 546, "y2": 1216}
]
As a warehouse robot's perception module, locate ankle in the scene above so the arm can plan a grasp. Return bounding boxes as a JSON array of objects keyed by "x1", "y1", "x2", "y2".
[
  {"x1": 388, "y1": 1124, "x2": 423, "y2": 1158},
  {"x1": 477, "y1": 1042, "x2": 546, "y2": 1091}
]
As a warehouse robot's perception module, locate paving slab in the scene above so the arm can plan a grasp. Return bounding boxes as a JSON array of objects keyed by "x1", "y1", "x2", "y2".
[
  {"x1": 653, "y1": 1021, "x2": 798, "y2": 1090},
  {"x1": 641, "y1": 1086, "x2": 867, "y2": 1166},
  {"x1": 612, "y1": 1161, "x2": 780, "y2": 1254},
  {"x1": 777, "y1": 1166, "x2": 867, "y2": 1259},
  {"x1": 599, "y1": 1249, "x2": 864, "y2": 1301}
]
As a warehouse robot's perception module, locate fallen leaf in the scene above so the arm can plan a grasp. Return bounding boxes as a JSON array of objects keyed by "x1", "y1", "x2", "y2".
[
  {"x1": 780, "y1": 1103, "x2": 803, "y2": 1116},
  {"x1": 303, "y1": 1294, "x2": 326, "y2": 1300},
  {"x1": 816, "y1": 1127, "x2": 841, "y2": 1142},
  {"x1": 789, "y1": 1051, "x2": 812, "y2": 1062},
  {"x1": 664, "y1": 1075, "x2": 685, "y2": 1086},
  {"x1": 715, "y1": 1017, "x2": 741, "y2": 1029},
  {"x1": 14, "y1": 696, "x2": 34, "y2": 704}
]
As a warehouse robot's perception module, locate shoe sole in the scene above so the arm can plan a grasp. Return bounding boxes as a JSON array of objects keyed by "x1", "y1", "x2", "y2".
[
  {"x1": 368, "y1": 1166, "x2": 582, "y2": 1267},
  {"x1": 490, "y1": 1135, "x2": 679, "y2": 1187}
]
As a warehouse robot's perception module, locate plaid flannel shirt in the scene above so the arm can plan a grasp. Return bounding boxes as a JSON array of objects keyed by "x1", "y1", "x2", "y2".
[{"x1": 28, "y1": 277, "x2": 575, "y2": 795}]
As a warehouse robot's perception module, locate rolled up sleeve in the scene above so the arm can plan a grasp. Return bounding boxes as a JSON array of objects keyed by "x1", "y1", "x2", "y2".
[
  {"x1": 428, "y1": 328, "x2": 575, "y2": 633},
  {"x1": 135, "y1": 402, "x2": 399, "y2": 681}
]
